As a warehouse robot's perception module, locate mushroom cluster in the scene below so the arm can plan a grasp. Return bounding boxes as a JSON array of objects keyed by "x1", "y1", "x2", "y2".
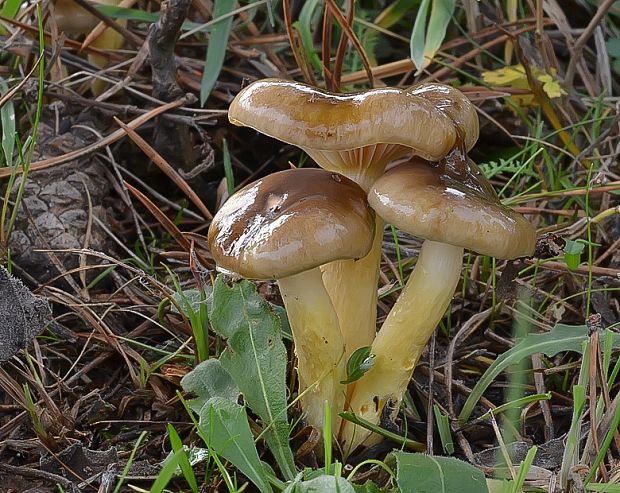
[{"x1": 209, "y1": 79, "x2": 536, "y2": 453}]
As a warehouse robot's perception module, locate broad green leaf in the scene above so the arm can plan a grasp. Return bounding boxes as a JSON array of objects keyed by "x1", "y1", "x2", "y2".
[
  {"x1": 170, "y1": 287, "x2": 212, "y2": 316},
  {"x1": 283, "y1": 475, "x2": 356, "y2": 493},
  {"x1": 199, "y1": 397, "x2": 272, "y2": 493},
  {"x1": 394, "y1": 452, "x2": 488, "y2": 493},
  {"x1": 341, "y1": 346, "x2": 374, "y2": 384},
  {"x1": 181, "y1": 358, "x2": 240, "y2": 413},
  {"x1": 210, "y1": 277, "x2": 296, "y2": 480},
  {"x1": 410, "y1": 0, "x2": 456, "y2": 74},
  {"x1": 0, "y1": 79, "x2": 15, "y2": 167},
  {"x1": 352, "y1": 481, "x2": 396, "y2": 493},
  {"x1": 458, "y1": 324, "x2": 620, "y2": 423},
  {"x1": 201, "y1": 0, "x2": 235, "y2": 106}
]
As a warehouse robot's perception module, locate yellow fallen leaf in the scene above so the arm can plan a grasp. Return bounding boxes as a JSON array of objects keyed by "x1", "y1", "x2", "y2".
[{"x1": 481, "y1": 64, "x2": 566, "y2": 106}]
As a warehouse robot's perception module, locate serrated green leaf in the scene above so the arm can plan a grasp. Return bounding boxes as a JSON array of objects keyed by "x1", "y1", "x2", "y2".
[
  {"x1": 200, "y1": 0, "x2": 235, "y2": 106},
  {"x1": 458, "y1": 324, "x2": 620, "y2": 423},
  {"x1": 181, "y1": 358, "x2": 240, "y2": 413},
  {"x1": 283, "y1": 475, "x2": 356, "y2": 493},
  {"x1": 210, "y1": 277, "x2": 296, "y2": 480},
  {"x1": 395, "y1": 452, "x2": 488, "y2": 493},
  {"x1": 198, "y1": 397, "x2": 272, "y2": 493},
  {"x1": 341, "y1": 346, "x2": 375, "y2": 384}
]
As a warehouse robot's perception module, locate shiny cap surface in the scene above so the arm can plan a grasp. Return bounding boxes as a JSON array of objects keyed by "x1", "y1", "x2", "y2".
[
  {"x1": 208, "y1": 168, "x2": 375, "y2": 279},
  {"x1": 368, "y1": 158, "x2": 536, "y2": 259},
  {"x1": 407, "y1": 83, "x2": 479, "y2": 152},
  {"x1": 228, "y1": 79, "x2": 457, "y2": 161}
]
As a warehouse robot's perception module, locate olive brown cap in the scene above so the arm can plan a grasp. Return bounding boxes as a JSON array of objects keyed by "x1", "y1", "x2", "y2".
[
  {"x1": 208, "y1": 168, "x2": 375, "y2": 279},
  {"x1": 368, "y1": 158, "x2": 536, "y2": 259},
  {"x1": 407, "y1": 83, "x2": 480, "y2": 152},
  {"x1": 228, "y1": 79, "x2": 458, "y2": 161}
]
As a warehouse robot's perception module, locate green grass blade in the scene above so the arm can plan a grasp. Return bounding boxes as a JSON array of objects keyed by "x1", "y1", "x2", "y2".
[
  {"x1": 433, "y1": 405, "x2": 454, "y2": 454},
  {"x1": 167, "y1": 424, "x2": 199, "y2": 493},
  {"x1": 458, "y1": 324, "x2": 619, "y2": 423},
  {"x1": 200, "y1": 0, "x2": 235, "y2": 106},
  {"x1": 375, "y1": 0, "x2": 417, "y2": 29},
  {"x1": 409, "y1": 0, "x2": 431, "y2": 71},
  {"x1": 222, "y1": 138, "x2": 235, "y2": 196},
  {"x1": 0, "y1": 79, "x2": 15, "y2": 167},
  {"x1": 410, "y1": 0, "x2": 456, "y2": 74},
  {"x1": 150, "y1": 449, "x2": 185, "y2": 493},
  {"x1": 294, "y1": 0, "x2": 323, "y2": 74}
]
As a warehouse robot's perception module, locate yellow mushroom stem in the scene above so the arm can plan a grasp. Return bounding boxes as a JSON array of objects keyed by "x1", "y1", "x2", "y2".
[
  {"x1": 320, "y1": 214, "x2": 382, "y2": 360},
  {"x1": 340, "y1": 240, "x2": 463, "y2": 454},
  {"x1": 278, "y1": 267, "x2": 346, "y2": 435}
]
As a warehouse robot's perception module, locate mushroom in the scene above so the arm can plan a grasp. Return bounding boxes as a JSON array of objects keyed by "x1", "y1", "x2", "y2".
[
  {"x1": 52, "y1": 0, "x2": 125, "y2": 95},
  {"x1": 207, "y1": 168, "x2": 375, "y2": 433},
  {"x1": 227, "y1": 79, "x2": 475, "y2": 371},
  {"x1": 340, "y1": 156, "x2": 536, "y2": 452}
]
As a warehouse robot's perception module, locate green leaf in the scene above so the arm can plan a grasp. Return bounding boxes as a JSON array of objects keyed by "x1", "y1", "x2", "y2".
[
  {"x1": 341, "y1": 346, "x2": 375, "y2": 384},
  {"x1": 283, "y1": 475, "x2": 356, "y2": 493},
  {"x1": 606, "y1": 37, "x2": 620, "y2": 58},
  {"x1": 458, "y1": 324, "x2": 620, "y2": 423},
  {"x1": 410, "y1": 0, "x2": 430, "y2": 71},
  {"x1": 563, "y1": 239, "x2": 586, "y2": 270},
  {"x1": 394, "y1": 452, "x2": 488, "y2": 493},
  {"x1": 200, "y1": 0, "x2": 235, "y2": 106},
  {"x1": 170, "y1": 287, "x2": 212, "y2": 316},
  {"x1": 410, "y1": 0, "x2": 456, "y2": 74},
  {"x1": 294, "y1": 0, "x2": 323, "y2": 74},
  {"x1": 181, "y1": 358, "x2": 240, "y2": 413},
  {"x1": 0, "y1": 0, "x2": 21, "y2": 34},
  {"x1": 352, "y1": 481, "x2": 396, "y2": 493},
  {"x1": 210, "y1": 277, "x2": 297, "y2": 481},
  {"x1": 433, "y1": 405, "x2": 454, "y2": 454},
  {"x1": 167, "y1": 424, "x2": 199, "y2": 493},
  {"x1": 198, "y1": 397, "x2": 273, "y2": 493},
  {"x1": 150, "y1": 449, "x2": 189, "y2": 493},
  {"x1": 0, "y1": 79, "x2": 15, "y2": 167},
  {"x1": 375, "y1": 0, "x2": 418, "y2": 29}
]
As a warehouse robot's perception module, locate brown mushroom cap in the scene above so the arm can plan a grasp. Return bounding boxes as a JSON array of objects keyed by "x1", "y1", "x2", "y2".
[
  {"x1": 208, "y1": 168, "x2": 375, "y2": 279},
  {"x1": 407, "y1": 83, "x2": 479, "y2": 151},
  {"x1": 368, "y1": 158, "x2": 536, "y2": 259},
  {"x1": 228, "y1": 79, "x2": 457, "y2": 161}
]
